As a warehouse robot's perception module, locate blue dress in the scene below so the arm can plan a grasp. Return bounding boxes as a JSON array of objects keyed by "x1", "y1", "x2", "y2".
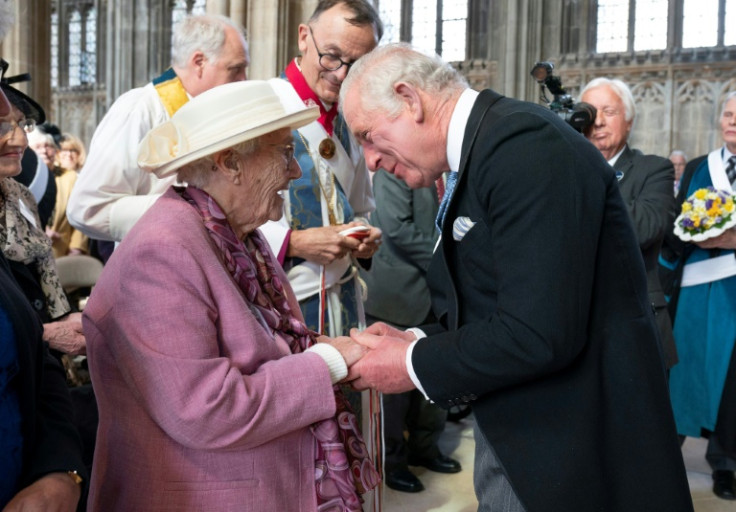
[
  {"x1": 0, "y1": 306, "x2": 23, "y2": 507},
  {"x1": 669, "y1": 158, "x2": 736, "y2": 436}
]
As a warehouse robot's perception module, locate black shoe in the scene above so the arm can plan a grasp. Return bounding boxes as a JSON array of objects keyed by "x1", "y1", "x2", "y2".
[
  {"x1": 713, "y1": 470, "x2": 736, "y2": 500},
  {"x1": 408, "y1": 453, "x2": 462, "y2": 474},
  {"x1": 385, "y1": 468, "x2": 425, "y2": 493}
]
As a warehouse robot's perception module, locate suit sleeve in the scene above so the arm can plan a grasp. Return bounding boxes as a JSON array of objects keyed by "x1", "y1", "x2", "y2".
[
  {"x1": 413, "y1": 110, "x2": 610, "y2": 403},
  {"x1": 624, "y1": 154, "x2": 676, "y2": 251},
  {"x1": 84, "y1": 230, "x2": 337, "y2": 451},
  {"x1": 372, "y1": 170, "x2": 436, "y2": 271}
]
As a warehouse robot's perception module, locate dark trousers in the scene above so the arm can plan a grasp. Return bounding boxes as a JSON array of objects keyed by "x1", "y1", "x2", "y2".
[
  {"x1": 707, "y1": 341, "x2": 736, "y2": 471},
  {"x1": 383, "y1": 390, "x2": 448, "y2": 471}
]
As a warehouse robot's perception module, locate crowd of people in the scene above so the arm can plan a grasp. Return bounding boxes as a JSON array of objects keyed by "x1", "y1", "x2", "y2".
[{"x1": 1, "y1": 0, "x2": 735, "y2": 510}]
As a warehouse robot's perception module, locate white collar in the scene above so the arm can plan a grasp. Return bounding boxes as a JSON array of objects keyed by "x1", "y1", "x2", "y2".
[
  {"x1": 723, "y1": 146, "x2": 735, "y2": 164},
  {"x1": 446, "y1": 88, "x2": 479, "y2": 173},
  {"x1": 607, "y1": 145, "x2": 627, "y2": 167}
]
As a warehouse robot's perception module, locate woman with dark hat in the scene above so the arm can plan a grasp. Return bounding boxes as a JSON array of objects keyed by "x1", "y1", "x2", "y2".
[
  {"x1": 0, "y1": 9, "x2": 87, "y2": 506},
  {"x1": 0, "y1": 60, "x2": 86, "y2": 356}
]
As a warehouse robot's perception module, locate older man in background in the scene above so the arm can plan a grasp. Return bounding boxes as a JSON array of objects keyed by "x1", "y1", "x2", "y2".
[
  {"x1": 67, "y1": 14, "x2": 249, "y2": 242},
  {"x1": 581, "y1": 77, "x2": 678, "y2": 372}
]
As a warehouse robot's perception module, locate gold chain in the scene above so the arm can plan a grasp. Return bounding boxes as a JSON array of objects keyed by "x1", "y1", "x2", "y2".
[{"x1": 297, "y1": 131, "x2": 338, "y2": 226}]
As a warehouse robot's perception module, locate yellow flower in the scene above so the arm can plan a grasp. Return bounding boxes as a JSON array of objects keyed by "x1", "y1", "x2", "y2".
[
  {"x1": 694, "y1": 189, "x2": 707, "y2": 200},
  {"x1": 681, "y1": 202, "x2": 692, "y2": 213}
]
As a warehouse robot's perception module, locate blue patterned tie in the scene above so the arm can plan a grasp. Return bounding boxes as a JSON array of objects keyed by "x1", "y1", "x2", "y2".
[{"x1": 435, "y1": 171, "x2": 458, "y2": 232}]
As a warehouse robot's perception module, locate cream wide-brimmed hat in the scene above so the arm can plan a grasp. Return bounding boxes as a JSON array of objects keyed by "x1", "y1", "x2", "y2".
[{"x1": 138, "y1": 79, "x2": 319, "y2": 178}]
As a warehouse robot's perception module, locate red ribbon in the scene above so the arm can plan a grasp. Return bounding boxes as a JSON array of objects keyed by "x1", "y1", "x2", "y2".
[{"x1": 285, "y1": 59, "x2": 338, "y2": 136}]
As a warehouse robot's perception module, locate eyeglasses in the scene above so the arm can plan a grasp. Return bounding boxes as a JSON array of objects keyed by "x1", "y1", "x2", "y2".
[
  {"x1": 0, "y1": 118, "x2": 35, "y2": 139},
  {"x1": 308, "y1": 26, "x2": 354, "y2": 72}
]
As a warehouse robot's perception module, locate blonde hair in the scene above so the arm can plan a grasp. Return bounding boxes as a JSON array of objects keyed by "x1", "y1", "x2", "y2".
[{"x1": 59, "y1": 133, "x2": 86, "y2": 170}]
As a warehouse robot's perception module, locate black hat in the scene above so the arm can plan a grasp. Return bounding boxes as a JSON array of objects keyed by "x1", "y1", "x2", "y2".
[{"x1": 0, "y1": 58, "x2": 46, "y2": 124}]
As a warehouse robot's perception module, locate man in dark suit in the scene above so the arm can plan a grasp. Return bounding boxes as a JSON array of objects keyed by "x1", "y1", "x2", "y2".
[
  {"x1": 341, "y1": 43, "x2": 693, "y2": 512},
  {"x1": 581, "y1": 77, "x2": 678, "y2": 370},
  {"x1": 361, "y1": 169, "x2": 460, "y2": 493}
]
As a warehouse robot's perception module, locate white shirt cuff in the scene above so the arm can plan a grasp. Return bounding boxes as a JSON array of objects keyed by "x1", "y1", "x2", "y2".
[
  {"x1": 405, "y1": 328, "x2": 431, "y2": 400},
  {"x1": 306, "y1": 343, "x2": 348, "y2": 384}
]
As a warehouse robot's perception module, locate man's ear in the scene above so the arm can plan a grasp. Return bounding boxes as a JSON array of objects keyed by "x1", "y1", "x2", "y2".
[
  {"x1": 190, "y1": 51, "x2": 206, "y2": 78},
  {"x1": 394, "y1": 82, "x2": 425, "y2": 123},
  {"x1": 297, "y1": 24, "x2": 309, "y2": 54}
]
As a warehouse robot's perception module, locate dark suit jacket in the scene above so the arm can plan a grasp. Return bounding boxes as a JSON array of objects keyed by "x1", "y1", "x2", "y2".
[
  {"x1": 413, "y1": 90, "x2": 693, "y2": 512},
  {"x1": 613, "y1": 145, "x2": 678, "y2": 367},
  {"x1": 362, "y1": 169, "x2": 438, "y2": 326},
  {"x1": 0, "y1": 254, "x2": 87, "y2": 501}
]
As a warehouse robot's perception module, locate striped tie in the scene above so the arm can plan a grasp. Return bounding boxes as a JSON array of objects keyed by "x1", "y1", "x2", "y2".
[
  {"x1": 726, "y1": 156, "x2": 736, "y2": 187},
  {"x1": 435, "y1": 171, "x2": 458, "y2": 233}
]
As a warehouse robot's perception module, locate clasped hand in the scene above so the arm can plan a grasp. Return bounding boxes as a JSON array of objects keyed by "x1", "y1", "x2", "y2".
[{"x1": 335, "y1": 322, "x2": 417, "y2": 394}]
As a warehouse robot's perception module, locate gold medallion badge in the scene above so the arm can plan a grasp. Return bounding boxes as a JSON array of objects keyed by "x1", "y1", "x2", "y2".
[{"x1": 319, "y1": 138, "x2": 336, "y2": 159}]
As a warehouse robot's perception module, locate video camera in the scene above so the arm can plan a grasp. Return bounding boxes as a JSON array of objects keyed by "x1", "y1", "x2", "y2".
[{"x1": 530, "y1": 61, "x2": 596, "y2": 134}]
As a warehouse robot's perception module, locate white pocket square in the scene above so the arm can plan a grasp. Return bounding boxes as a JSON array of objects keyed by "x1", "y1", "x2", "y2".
[{"x1": 452, "y1": 216, "x2": 476, "y2": 241}]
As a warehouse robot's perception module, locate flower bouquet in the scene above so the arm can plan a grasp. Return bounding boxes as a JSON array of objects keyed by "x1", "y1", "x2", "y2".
[{"x1": 673, "y1": 187, "x2": 736, "y2": 242}]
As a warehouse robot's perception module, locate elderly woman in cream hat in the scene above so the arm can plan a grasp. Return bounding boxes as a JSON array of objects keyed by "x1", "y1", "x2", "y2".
[{"x1": 83, "y1": 80, "x2": 379, "y2": 512}]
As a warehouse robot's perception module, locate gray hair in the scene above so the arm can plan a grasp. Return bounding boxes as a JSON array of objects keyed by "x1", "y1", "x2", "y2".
[
  {"x1": 171, "y1": 14, "x2": 246, "y2": 69},
  {"x1": 309, "y1": 0, "x2": 384, "y2": 41},
  {"x1": 27, "y1": 129, "x2": 58, "y2": 149},
  {"x1": 340, "y1": 42, "x2": 468, "y2": 119},
  {"x1": 669, "y1": 149, "x2": 688, "y2": 161},
  {"x1": 0, "y1": 0, "x2": 14, "y2": 42},
  {"x1": 176, "y1": 137, "x2": 260, "y2": 188},
  {"x1": 581, "y1": 77, "x2": 636, "y2": 122},
  {"x1": 721, "y1": 91, "x2": 736, "y2": 116}
]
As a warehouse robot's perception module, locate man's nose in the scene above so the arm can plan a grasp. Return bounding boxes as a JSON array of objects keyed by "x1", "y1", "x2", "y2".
[{"x1": 363, "y1": 146, "x2": 380, "y2": 171}]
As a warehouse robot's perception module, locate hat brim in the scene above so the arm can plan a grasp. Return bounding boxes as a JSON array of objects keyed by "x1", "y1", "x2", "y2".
[
  {"x1": 1, "y1": 84, "x2": 46, "y2": 124},
  {"x1": 139, "y1": 105, "x2": 319, "y2": 179}
]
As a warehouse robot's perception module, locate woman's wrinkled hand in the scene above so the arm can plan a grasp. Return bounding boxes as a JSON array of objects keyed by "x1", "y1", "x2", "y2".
[{"x1": 43, "y1": 312, "x2": 86, "y2": 355}]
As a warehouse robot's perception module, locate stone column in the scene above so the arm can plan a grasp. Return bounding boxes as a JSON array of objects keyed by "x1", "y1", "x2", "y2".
[
  {"x1": 105, "y1": 0, "x2": 170, "y2": 106},
  {"x1": 2, "y1": 0, "x2": 52, "y2": 117},
  {"x1": 246, "y1": 0, "x2": 290, "y2": 79}
]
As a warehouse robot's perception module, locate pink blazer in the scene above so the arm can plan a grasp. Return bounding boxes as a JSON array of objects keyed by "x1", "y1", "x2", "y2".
[{"x1": 84, "y1": 188, "x2": 337, "y2": 511}]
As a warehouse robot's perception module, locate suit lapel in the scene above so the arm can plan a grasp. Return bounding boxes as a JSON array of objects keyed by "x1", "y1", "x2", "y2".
[
  {"x1": 439, "y1": 89, "x2": 505, "y2": 330},
  {"x1": 613, "y1": 145, "x2": 634, "y2": 184},
  {"x1": 444, "y1": 89, "x2": 505, "y2": 239}
]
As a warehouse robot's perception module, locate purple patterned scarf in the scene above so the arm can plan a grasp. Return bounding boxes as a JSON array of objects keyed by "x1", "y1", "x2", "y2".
[{"x1": 180, "y1": 186, "x2": 379, "y2": 511}]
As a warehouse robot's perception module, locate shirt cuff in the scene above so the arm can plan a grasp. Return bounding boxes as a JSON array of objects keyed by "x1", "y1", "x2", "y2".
[
  {"x1": 405, "y1": 328, "x2": 431, "y2": 400},
  {"x1": 306, "y1": 343, "x2": 348, "y2": 384}
]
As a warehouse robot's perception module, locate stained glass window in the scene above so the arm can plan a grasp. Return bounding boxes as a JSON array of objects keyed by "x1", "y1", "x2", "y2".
[
  {"x1": 82, "y1": 6, "x2": 96, "y2": 84},
  {"x1": 377, "y1": 0, "x2": 467, "y2": 60},
  {"x1": 682, "y1": 0, "x2": 718, "y2": 47},
  {"x1": 68, "y1": 10, "x2": 82, "y2": 87},
  {"x1": 596, "y1": 0, "x2": 629, "y2": 53},
  {"x1": 634, "y1": 0, "x2": 668, "y2": 51},
  {"x1": 442, "y1": 0, "x2": 467, "y2": 62},
  {"x1": 51, "y1": 10, "x2": 59, "y2": 88},
  {"x1": 378, "y1": 0, "x2": 402, "y2": 44}
]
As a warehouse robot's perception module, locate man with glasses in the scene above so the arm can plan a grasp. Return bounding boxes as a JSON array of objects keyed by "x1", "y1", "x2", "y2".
[{"x1": 261, "y1": 0, "x2": 382, "y2": 339}]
